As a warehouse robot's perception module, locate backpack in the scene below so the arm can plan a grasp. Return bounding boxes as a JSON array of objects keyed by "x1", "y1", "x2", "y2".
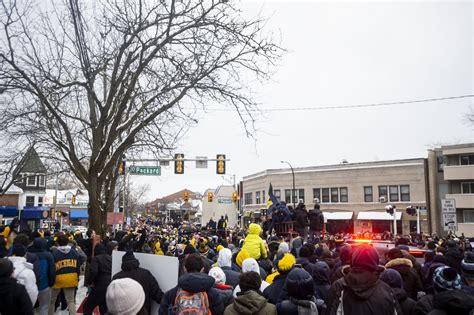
[{"x1": 173, "y1": 288, "x2": 211, "y2": 315}]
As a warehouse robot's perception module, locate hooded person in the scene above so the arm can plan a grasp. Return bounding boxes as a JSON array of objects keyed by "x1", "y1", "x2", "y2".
[
  {"x1": 415, "y1": 266, "x2": 474, "y2": 315},
  {"x1": 263, "y1": 253, "x2": 296, "y2": 304},
  {"x1": 106, "y1": 278, "x2": 146, "y2": 315},
  {"x1": 233, "y1": 258, "x2": 271, "y2": 297},
  {"x1": 8, "y1": 244, "x2": 39, "y2": 305},
  {"x1": 461, "y1": 251, "x2": 474, "y2": 294},
  {"x1": 311, "y1": 261, "x2": 331, "y2": 302},
  {"x1": 241, "y1": 223, "x2": 267, "y2": 261},
  {"x1": 28, "y1": 237, "x2": 55, "y2": 315},
  {"x1": 325, "y1": 245, "x2": 400, "y2": 315},
  {"x1": 83, "y1": 243, "x2": 112, "y2": 315},
  {"x1": 276, "y1": 268, "x2": 319, "y2": 315},
  {"x1": 160, "y1": 253, "x2": 224, "y2": 315},
  {"x1": 224, "y1": 271, "x2": 277, "y2": 315},
  {"x1": 217, "y1": 248, "x2": 240, "y2": 288},
  {"x1": 209, "y1": 267, "x2": 234, "y2": 307},
  {"x1": 385, "y1": 247, "x2": 424, "y2": 300},
  {"x1": 295, "y1": 246, "x2": 314, "y2": 274},
  {"x1": 113, "y1": 250, "x2": 164, "y2": 315},
  {"x1": 425, "y1": 255, "x2": 448, "y2": 294},
  {"x1": 0, "y1": 257, "x2": 34, "y2": 315},
  {"x1": 444, "y1": 240, "x2": 463, "y2": 274},
  {"x1": 330, "y1": 244, "x2": 352, "y2": 283},
  {"x1": 154, "y1": 241, "x2": 164, "y2": 255},
  {"x1": 380, "y1": 268, "x2": 416, "y2": 315}
]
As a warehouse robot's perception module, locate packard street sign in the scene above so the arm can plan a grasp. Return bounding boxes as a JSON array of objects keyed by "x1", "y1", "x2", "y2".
[{"x1": 129, "y1": 166, "x2": 161, "y2": 176}]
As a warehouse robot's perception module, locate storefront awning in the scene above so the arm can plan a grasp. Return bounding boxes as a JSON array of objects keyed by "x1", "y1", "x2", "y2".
[
  {"x1": 21, "y1": 207, "x2": 49, "y2": 219},
  {"x1": 323, "y1": 212, "x2": 353, "y2": 220},
  {"x1": 70, "y1": 209, "x2": 89, "y2": 219},
  {"x1": 0, "y1": 206, "x2": 18, "y2": 217},
  {"x1": 357, "y1": 211, "x2": 402, "y2": 220}
]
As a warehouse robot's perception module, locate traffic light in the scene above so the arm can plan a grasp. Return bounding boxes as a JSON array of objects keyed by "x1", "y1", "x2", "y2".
[
  {"x1": 216, "y1": 154, "x2": 226, "y2": 174},
  {"x1": 232, "y1": 191, "x2": 238, "y2": 202},
  {"x1": 50, "y1": 208, "x2": 55, "y2": 218},
  {"x1": 57, "y1": 211, "x2": 61, "y2": 217},
  {"x1": 174, "y1": 154, "x2": 184, "y2": 174},
  {"x1": 385, "y1": 204, "x2": 395, "y2": 215},
  {"x1": 208, "y1": 191, "x2": 214, "y2": 202},
  {"x1": 119, "y1": 160, "x2": 126, "y2": 175},
  {"x1": 71, "y1": 195, "x2": 76, "y2": 205},
  {"x1": 183, "y1": 191, "x2": 190, "y2": 202}
]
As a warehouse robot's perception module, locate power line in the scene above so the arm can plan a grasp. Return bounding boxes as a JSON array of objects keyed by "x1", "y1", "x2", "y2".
[{"x1": 200, "y1": 94, "x2": 474, "y2": 112}]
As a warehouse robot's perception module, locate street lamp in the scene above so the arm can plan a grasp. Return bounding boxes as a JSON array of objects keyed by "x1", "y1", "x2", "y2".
[{"x1": 281, "y1": 161, "x2": 296, "y2": 210}]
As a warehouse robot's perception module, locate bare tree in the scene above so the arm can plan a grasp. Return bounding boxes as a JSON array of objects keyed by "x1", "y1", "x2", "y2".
[{"x1": 0, "y1": 0, "x2": 281, "y2": 233}]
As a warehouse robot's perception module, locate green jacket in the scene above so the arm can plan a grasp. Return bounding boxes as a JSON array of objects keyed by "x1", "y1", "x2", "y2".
[{"x1": 224, "y1": 290, "x2": 276, "y2": 315}]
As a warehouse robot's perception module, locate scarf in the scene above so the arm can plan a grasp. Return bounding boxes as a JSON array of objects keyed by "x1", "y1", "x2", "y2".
[{"x1": 290, "y1": 296, "x2": 319, "y2": 315}]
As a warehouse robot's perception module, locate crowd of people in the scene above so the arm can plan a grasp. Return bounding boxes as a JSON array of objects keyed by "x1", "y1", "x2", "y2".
[{"x1": 1, "y1": 206, "x2": 474, "y2": 315}]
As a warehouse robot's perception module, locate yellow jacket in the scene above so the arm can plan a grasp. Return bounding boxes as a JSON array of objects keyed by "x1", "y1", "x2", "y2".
[
  {"x1": 242, "y1": 223, "x2": 267, "y2": 260},
  {"x1": 154, "y1": 242, "x2": 164, "y2": 255},
  {"x1": 1, "y1": 226, "x2": 12, "y2": 249}
]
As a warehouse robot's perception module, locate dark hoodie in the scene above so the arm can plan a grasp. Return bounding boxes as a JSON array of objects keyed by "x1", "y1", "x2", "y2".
[
  {"x1": 28, "y1": 237, "x2": 55, "y2": 290},
  {"x1": 88, "y1": 244, "x2": 111, "y2": 290},
  {"x1": 159, "y1": 272, "x2": 224, "y2": 315},
  {"x1": 113, "y1": 251, "x2": 164, "y2": 314},
  {"x1": 326, "y1": 268, "x2": 399, "y2": 315},
  {"x1": 429, "y1": 289, "x2": 474, "y2": 315},
  {"x1": 385, "y1": 258, "x2": 423, "y2": 300},
  {"x1": 312, "y1": 261, "x2": 331, "y2": 302}
]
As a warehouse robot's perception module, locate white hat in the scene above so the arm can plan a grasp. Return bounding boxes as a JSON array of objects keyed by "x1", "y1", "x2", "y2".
[
  {"x1": 106, "y1": 278, "x2": 145, "y2": 315},
  {"x1": 242, "y1": 258, "x2": 260, "y2": 274},
  {"x1": 208, "y1": 267, "x2": 226, "y2": 285}
]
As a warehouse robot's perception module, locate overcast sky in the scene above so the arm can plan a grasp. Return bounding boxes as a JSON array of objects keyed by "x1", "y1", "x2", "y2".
[{"x1": 135, "y1": 0, "x2": 473, "y2": 201}]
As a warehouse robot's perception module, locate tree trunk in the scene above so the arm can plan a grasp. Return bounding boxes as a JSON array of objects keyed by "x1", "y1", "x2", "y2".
[{"x1": 87, "y1": 177, "x2": 107, "y2": 237}]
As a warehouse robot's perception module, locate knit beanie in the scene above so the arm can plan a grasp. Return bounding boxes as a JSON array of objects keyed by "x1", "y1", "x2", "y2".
[
  {"x1": 352, "y1": 245, "x2": 381, "y2": 271},
  {"x1": 239, "y1": 271, "x2": 261, "y2": 292},
  {"x1": 277, "y1": 253, "x2": 296, "y2": 273},
  {"x1": 208, "y1": 267, "x2": 226, "y2": 285},
  {"x1": 381, "y1": 269, "x2": 403, "y2": 289},
  {"x1": 122, "y1": 250, "x2": 137, "y2": 262},
  {"x1": 106, "y1": 278, "x2": 145, "y2": 315},
  {"x1": 0, "y1": 258, "x2": 14, "y2": 277},
  {"x1": 287, "y1": 268, "x2": 314, "y2": 300},
  {"x1": 433, "y1": 266, "x2": 461, "y2": 292},
  {"x1": 12, "y1": 244, "x2": 27, "y2": 257},
  {"x1": 236, "y1": 249, "x2": 250, "y2": 268},
  {"x1": 461, "y1": 252, "x2": 474, "y2": 279}
]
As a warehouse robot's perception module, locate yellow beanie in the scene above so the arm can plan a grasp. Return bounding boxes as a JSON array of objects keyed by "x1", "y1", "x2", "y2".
[
  {"x1": 236, "y1": 249, "x2": 250, "y2": 268},
  {"x1": 277, "y1": 253, "x2": 296, "y2": 273},
  {"x1": 216, "y1": 245, "x2": 224, "y2": 252}
]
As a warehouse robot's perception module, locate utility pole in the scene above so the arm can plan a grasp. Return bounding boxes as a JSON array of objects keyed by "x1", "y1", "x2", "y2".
[{"x1": 281, "y1": 161, "x2": 296, "y2": 209}]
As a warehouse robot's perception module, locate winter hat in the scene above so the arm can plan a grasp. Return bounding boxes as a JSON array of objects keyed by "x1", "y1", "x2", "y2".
[
  {"x1": 446, "y1": 240, "x2": 457, "y2": 249},
  {"x1": 278, "y1": 242, "x2": 289, "y2": 254},
  {"x1": 12, "y1": 244, "x2": 27, "y2": 257},
  {"x1": 217, "y1": 248, "x2": 232, "y2": 268},
  {"x1": 287, "y1": 268, "x2": 314, "y2": 300},
  {"x1": 0, "y1": 258, "x2": 14, "y2": 277},
  {"x1": 208, "y1": 267, "x2": 226, "y2": 285},
  {"x1": 461, "y1": 252, "x2": 474, "y2": 279},
  {"x1": 277, "y1": 253, "x2": 296, "y2": 273},
  {"x1": 339, "y1": 245, "x2": 353, "y2": 265},
  {"x1": 433, "y1": 266, "x2": 461, "y2": 292},
  {"x1": 239, "y1": 271, "x2": 261, "y2": 292},
  {"x1": 242, "y1": 258, "x2": 260, "y2": 274},
  {"x1": 216, "y1": 245, "x2": 224, "y2": 252},
  {"x1": 122, "y1": 250, "x2": 137, "y2": 262},
  {"x1": 106, "y1": 278, "x2": 145, "y2": 315},
  {"x1": 381, "y1": 269, "x2": 403, "y2": 289},
  {"x1": 199, "y1": 244, "x2": 209, "y2": 255},
  {"x1": 236, "y1": 249, "x2": 250, "y2": 268},
  {"x1": 351, "y1": 245, "x2": 382, "y2": 272}
]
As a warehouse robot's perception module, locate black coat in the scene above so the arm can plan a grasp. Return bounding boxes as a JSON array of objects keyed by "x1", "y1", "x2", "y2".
[
  {"x1": 385, "y1": 258, "x2": 423, "y2": 300},
  {"x1": 393, "y1": 287, "x2": 416, "y2": 315},
  {"x1": 88, "y1": 245, "x2": 111, "y2": 290},
  {"x1": 429, "y1": 289, "x2": 474, "y2": 315},
  {"x1": 277, "y1": 297, "x2": 319, "y2": 315},
  {"x1": 294, "y1": 208, "x2": 309, "y2": 229},
  {"x1": 113, "y1": 257, "x2": 164, "y2": 314},
  {"x1": 221, "y1": 266, "x2": 240, "y2": 288},
  {"x1": 308, "y1": 208, "x2": 324, "y2": 231},
  {"x1": 159, "y1": 272, "x2": 224, "y2": 315},
  {"x1": 444, "y1": 248, "x2": 463, "y2": 275},
  {"x1": 263, "y1": 272, "x2": 289, "y2": 304},
  {"x1": 0, "y1": 277, "x2": 34, "y2": 315}
]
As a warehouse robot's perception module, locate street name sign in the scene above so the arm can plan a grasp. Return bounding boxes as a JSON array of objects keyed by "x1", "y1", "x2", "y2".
[{"x1": 129, "y1": 166, "x2": 161, "y2": 176}]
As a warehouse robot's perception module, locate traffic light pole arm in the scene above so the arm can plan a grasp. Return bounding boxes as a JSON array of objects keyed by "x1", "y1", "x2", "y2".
[{"x1": 127, "y1": 158, "x2": 231, "y2": 162}]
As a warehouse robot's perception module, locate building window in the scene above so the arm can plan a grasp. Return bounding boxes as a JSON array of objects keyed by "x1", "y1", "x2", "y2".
[
  {"x1": 331, "y1": 188, "x2": 339, "y2": 203},
  {"x1": 26, "y1": 174, "x2": 36, "y2": 187},
  {"x1": 244, "y1": 193, "x2": 253, "y2": 205},
  {"x1": 340, "y1": 187, "x2": 348, "y2": 202},
  {"x1": 38, "y1": 175, "x2": 45, "y2": 187},
  {"x1": 25, "y1": 196, "x2": 35, "y2": 207},
  {"x1": 437, "y1": 156, "x2": 445, "y2": 172},
  {"x1": 285, "y1": 189, "x2": 292, "y2": 203},
  {"x1": 255, "y1": 191, "x2": 261, "y2": 204},
  {"x1": 400, "y1": 185, "x2": 410, "y2": 201},
  {"x1": 461, "y1": 182, "x2": 474, "y2": 194},
  {"x1": 389, "y1": 186, "x2": 399, "y2": 202},
  {"x1": 298, "y1": 189, "x2": 305, "y2": 203},
  {"x1": 274, "y1": 190, "x2": 281, "y2": 202},
  {"x1": 262, "y1": 191, "x2": 266, "y2": 203},
  {"x1": 378, "y1": 186, "x2": 388, "y2": 201},
  {"x1": 38, "y1": 197, "x2": 43, "y2": 207},
  {"x1": 364, "y1": 186, "x2": 373, "y2": 202},
  {"x1": 322, "y1": 188, "x2": 330, "y2": 203},
  {"x1": 460, "y1": 154, "x2": 474, "y2": 165},
  {"x1": 313, "y1": 188, "x2": 321, "y2": 203},
  {"x1": 464, "y1": 210, "x2": 474, "y2": 223}
]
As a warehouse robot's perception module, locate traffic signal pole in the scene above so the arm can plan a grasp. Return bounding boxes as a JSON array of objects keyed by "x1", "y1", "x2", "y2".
[
  {"x1": 416, "y1": 207, "x2": 420, "y2": 234},
  {"x1": 393, "y1": 207, "x2": 397, "y2": 236}
]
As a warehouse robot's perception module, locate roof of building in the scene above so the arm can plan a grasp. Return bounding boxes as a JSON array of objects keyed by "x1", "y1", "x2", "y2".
[
  {"x1": 14, "y1": 147, "x2": 47, "y2": 175},
  {"x1": 243, "y1": 157, "x2": 426, "y2": 181}
]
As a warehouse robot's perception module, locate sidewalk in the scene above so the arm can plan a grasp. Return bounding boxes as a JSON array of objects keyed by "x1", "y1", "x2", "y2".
[{"x1": 35, "y1": 276, "x2": 88, "y2": 315}]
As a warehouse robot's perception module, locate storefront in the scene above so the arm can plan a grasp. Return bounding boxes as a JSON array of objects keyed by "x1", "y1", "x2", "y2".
[
  {"x1": 356, "y1": 211, "x2": 402, "y2": 234},
  {"x1": 69, "y1": 209, "x2": 89, "y2": 226},
  {"x1": 20, "y1": 207, "x2": 50, "y2": 230},
  {"x1": 323, "y1": 212, "x2": 354, "y2": 234}
]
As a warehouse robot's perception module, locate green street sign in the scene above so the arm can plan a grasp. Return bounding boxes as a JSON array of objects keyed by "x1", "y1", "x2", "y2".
[{"x1": 129, "y1": 166, "x2": 161, "y2": 176}]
